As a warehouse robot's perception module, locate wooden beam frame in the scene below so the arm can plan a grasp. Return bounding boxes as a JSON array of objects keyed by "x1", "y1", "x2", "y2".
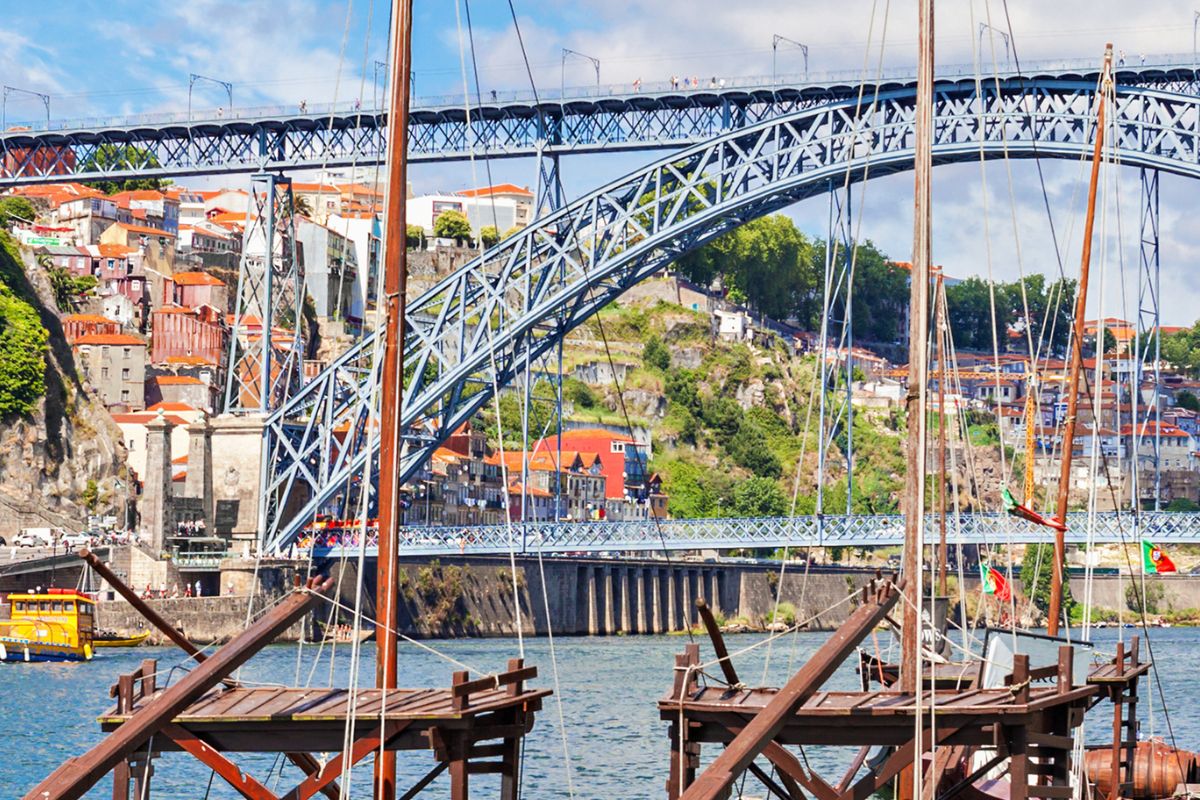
[
  {"x1": 23, "y1": 577, "x2": 333, "y2": 800},
  {"x1": 678, "y1": 579, "x2": 901, "y2": 800},
  {"x1": 281, "y1": 720, "x2": 412, "y2": 800}
]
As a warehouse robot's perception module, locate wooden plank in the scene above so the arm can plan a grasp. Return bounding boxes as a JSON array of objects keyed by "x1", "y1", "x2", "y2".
[{"x1": 680, "y1": 579, "x2": 901, "y2": 800}]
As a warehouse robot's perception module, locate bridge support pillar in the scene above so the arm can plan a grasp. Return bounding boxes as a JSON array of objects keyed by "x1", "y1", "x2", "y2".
[
  {"x1": 603, "y1": 567, "x2": 616, "y2": 635},
  {"x1": 587, "y1": 566, "x2": 599, "y2": 635},
  {"x1": 709, "y1": 572, "x2": 721, "y2": 616},
  {"x1": 620, "y1": 569, "x2": 632, "y2": 633},
  {"x1": 636, "y1": 569, "x2": 648, "y2": 634},
  {"x1": 681, "y1": 570, "x2": 693, "y2": 630},
  {"x1": 651, "y1": 570, "x2": 663, "y2": 633},
  {"x1": 666, "y1": 569, "x2": 677, "y2": 632}
]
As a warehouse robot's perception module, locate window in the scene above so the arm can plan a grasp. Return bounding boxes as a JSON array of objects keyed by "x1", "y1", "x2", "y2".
[
  {"x1": 121, "y1": 389, "x2": 130, "y2": 403},
  {"x1": 121, "y1": 368, "x2": 130, "y2": 380},
  {"x1": 132, "y1": 280, "x2": 141, "y2": 291},
  {"x1": 13, "y1": 601, "x2": 25, "y2": 613},
  {"x1": 102, "y1": 346, "x2": 110, "y2": 358},
  {"x1": 51, "y1": 602, "x2": 63, "y2": 613},
  {"x1": 101, "y1": 367, "x2": 109, "y2": 379}
]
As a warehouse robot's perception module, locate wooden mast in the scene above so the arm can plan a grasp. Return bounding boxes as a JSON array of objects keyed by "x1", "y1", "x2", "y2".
[
  {"x1": 936, "y1": 275, "x2": 948, "y2": 597},
  {"x1": 900, "y1": 0, "x2": 934, "y2": 691},
  {"x1": 1047, "y1": 44, "x2": 1113, "y2": 637},
  {"x1": 375, "y1": 0, "x2": 415, "y2": 797}
]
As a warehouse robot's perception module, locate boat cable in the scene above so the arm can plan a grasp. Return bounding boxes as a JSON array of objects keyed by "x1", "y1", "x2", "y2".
[
  {"x1": 452, "y1": 0, "x2": 527, "y2": 665},
  {"x1": 766, "y1": 0, "x2": 891, "y2": 685}
]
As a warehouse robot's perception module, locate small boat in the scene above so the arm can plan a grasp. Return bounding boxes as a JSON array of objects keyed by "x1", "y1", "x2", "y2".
[
  {"x1": 0, "y1": 588, "x2": 95, "y2": 662},
  {"x1": 93, "y1": 629, "x2": 150, "y2": 648}
]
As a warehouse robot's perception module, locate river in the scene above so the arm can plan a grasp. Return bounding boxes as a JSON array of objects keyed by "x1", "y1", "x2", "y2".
[{"x1": 7, "y1": 627, "x2": 1199, "y2": 798}]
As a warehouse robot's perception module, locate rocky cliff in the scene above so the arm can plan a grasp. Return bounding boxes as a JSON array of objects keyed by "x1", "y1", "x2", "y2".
[{"x1": 0, "y1": 232, "x2": 128, "y2": 537}]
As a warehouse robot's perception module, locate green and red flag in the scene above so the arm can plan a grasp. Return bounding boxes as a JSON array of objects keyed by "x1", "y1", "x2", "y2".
[
  {"x1": 1142, "y1": 540, "x2": 1177, "y2": 575},
  {"x1": 980, "y1": 564, "x2": 1012, "y2": 602}
]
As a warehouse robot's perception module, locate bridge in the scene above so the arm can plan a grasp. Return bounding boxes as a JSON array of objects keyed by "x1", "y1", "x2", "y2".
[
  {"x1": 256, "y1": 63, "x2": 1195, "y2": 553},
  {"x1": 4, "y1": 53, "x2": 1200, "y2": 183},
  {"x1": 300, "y1": 512, "x2": 1200, "y2": 558},
  {"x1": 3, "y1": 56, "x2": 1188, "y2": 557}
]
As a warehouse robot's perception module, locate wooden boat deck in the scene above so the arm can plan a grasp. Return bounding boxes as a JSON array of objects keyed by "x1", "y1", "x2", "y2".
[
  {"x1": 659, "y1": 684, "x2": 1099, "y2": 748},
  {"x1": 100, "y1": 684, "x2": 551, "y2": 753}
]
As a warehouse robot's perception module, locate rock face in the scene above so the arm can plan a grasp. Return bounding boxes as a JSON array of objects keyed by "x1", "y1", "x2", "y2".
[{"x1": 0, "y1": 241, "x2": 128, "y2": 538}]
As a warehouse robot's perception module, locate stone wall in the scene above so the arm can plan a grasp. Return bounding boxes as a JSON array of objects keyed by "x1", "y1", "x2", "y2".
[
  {"x1": 325, "y1": 557, "x2": 886, "y2": 638},
  {"x1": 95, "y1": 594, "x2": 304, "y2": 644}
]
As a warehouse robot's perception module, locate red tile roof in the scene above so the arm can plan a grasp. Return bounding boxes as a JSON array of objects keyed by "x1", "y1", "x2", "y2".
[
  {"x1": 114, "y1": 222, "x2": 176, "y2": 237},
  {"x1": 458, "y1": 183, "x2": 534, "y2": 198},
  {"x1": 63, "y1": 313, "x2": 117, "y2": 324},
  {"x1": 147, "y1": 402, "x2": 198, "y2": 413},
  {"x1": 73, "y1": 333, "x2": 146, "y2": 346},
  {"x1": 153, "y1": 375, "x2": 204, "y2": 385},
  {"x1": 171, "y1": 271, "x2": 225, "y2": 287}
]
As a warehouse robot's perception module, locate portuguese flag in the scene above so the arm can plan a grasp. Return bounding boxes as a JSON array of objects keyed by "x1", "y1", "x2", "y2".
[
  {"x1": 980, "y1": 564, "x2": 1013, "y2": 602},
  {"x1": 1143, "y1": 540, "x2": 1177, "y2": 575}
]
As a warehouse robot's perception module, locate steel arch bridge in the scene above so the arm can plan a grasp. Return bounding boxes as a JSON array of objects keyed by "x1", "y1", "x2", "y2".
[
  {"x1": 259, "y1": 76, "x2": 1200, "y2": 553},
  {"x1": 3, "y1": 58, "x2": 1200, "y2": 183}
]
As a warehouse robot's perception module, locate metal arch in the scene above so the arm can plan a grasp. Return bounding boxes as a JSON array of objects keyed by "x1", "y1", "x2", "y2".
[
  {"x1": 260, "y1": 79, "x2": 1200, "y2": 553},
  {"x1": 3, "y1": 67, "x2": 1200, "y2": 184},
  {"x1": 301, "y1": 511, "x2": 1200, "y2": 557}
]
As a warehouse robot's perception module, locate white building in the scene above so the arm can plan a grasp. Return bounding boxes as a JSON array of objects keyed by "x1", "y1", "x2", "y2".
[
  {"x1": 408, "y1": 184, "x2": 534, "y2": 238},
  {"x1": 296, "y1": 216, "x2": 359, "y2": 321},
  {"x1": 327, "y1": 213, "x2": 381, "y2": 320}
]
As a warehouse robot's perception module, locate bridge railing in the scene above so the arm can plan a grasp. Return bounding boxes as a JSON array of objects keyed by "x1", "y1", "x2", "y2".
[{"x1": 6, "y1": 52, "x2": 1199, "y2": 134}]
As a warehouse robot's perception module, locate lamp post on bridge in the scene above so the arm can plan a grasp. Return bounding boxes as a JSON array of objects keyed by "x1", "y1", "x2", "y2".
[
  {"x1": 978, "y1": 23, "x2": 1011, "y2": 70},
  {"x1": 1, "y1": 86, "x2": 50, "y2": 131},
  {"x1": 1194, "y1": 11, "x2": 1200, "y2": 66},
  {"x1": 187, "y1": 73, "x2": 233, "y2": 121},
  {"x1": 561, "y1": 48, "x2": 600, "y2": 98},
  {"x1": 374, "y1": 61, "x2": 416, "y2": 108},
  {"x1": 771, "y1": 35, "x2": 809, "y2": 85}
]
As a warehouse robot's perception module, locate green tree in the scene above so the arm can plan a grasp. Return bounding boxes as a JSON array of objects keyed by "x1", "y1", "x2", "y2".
[
  {"x1": 0, "y1": 233, "x2": 48, "y2": 417},
  {"x1": 433, "y1": 210, "x2": 472, "y2": 242},
  {"x1": 0, "y1": 196, "x2": 37, "y2": 228},
  {"x1": 665, "y1": 369, "x2": 701, "y2": 415},
  {"x1": 945, "y1": 276, "x2": 1012, "y2": 351},
  {"x1": 727, "y1": 420, "x2": 782, "y2": 478},
  {"x1": 480, "y1": 225, "x2": 500, "y2": 248},
  {"x1": 677, "y1": 215, "x2": 818, "y2": 321},
  {"x1": 564, "y1": 377, "x2": 597, "y2": 409},
  {"x1": 291, "y1": 194, "x2": 314, "y2": 218},
  {"x1": 406, "y1": 224, "x2": 425, "y2": 249},
  {"x1": 1163, "y1": 324, "x2": 1200, "y2": 377},
  {"x1": 81, "y1": 479, "x2": 100, "y2": 512},
  {"x1": 701, "y1": 395, "x2": 743, "y2": 446},
  {"x1": 732, "y1": 477, "x2": 788, "y2": 516},
  {"x1": 80, "y1": 144, "x2": 170, "y2": 193},
  {"x1": 1177, "y1": 391, "x2": 1200, "y2": 412},
  {"x1": 502, "y1": 225, "x2": 524, "y2": 239},
  {"x1": 642, "y1": 334, "x2": 670, "y2": 371},
  {"x1": 1019, "y1": 543, "x2": 1072, "y2": 617},
  {"x1": 47, "y1": 266, "x2": 97, "y2": 311}
]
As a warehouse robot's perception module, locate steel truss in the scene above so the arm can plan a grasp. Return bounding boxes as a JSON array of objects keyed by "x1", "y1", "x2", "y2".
[
  {"x1": 224, "y1": 174, "x2": 306, "y2": 413},
  {"x1": 3, "y1": 68, "x2": 1200, "y2": 185},
  {"x1": 258, "y1": 78, "x2": 1200, "y2": 553},
  {"x1": 1133, "y1": 168, "x2": 1163, "y2": 510},
  {"x1": 303, "y1": 510, "x2": 1200, "y2": 558}
]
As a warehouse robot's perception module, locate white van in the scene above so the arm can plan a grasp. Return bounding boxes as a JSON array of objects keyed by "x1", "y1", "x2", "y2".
[{"x1": 14, "y1": 528, "x2": 60, "y2": 548}]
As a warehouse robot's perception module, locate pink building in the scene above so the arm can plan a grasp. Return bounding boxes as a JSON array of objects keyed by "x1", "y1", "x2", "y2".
[
  {"x1": 151, "y1": 307, "x2": 226, "y2": 366},
  {"x1": 164, "y1": 271, "x2": 227, "y2": 313},
  {"x1": 62, "y1": 313, "x2": 121, "y2": 343}
]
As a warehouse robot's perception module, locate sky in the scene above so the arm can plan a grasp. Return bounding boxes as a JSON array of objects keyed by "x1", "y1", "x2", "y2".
[{"x1": 5, "y1": 1, "x2": 1200, "y2": 325}]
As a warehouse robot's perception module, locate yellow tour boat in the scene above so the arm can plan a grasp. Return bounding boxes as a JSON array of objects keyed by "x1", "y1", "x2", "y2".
[
  {"x1": 0, "y1": 588, "x2": 94, "y2": 662},
  {"x1": 93, "y1": 629, "x2": 150, "y2": 648}
]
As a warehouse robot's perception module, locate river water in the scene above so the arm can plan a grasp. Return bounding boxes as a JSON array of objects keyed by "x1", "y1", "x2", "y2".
[{"x1": 7, "y1": 628, "x2": 1200, "y2": 798}]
